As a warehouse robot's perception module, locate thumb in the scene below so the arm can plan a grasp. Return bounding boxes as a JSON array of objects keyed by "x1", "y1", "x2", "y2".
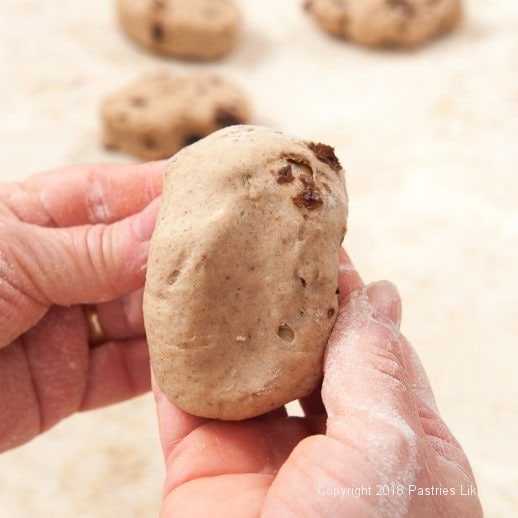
[
  {"x1": 322, "y1": 281, "x2": 428, "y2": 484},
  {"x1": 0, "y1": 198, "x2": 160, "y2": 346},
  {"x1": 323, "y1": 280, "x2": 409, "y2": 419},
  {"x1": 261, "y1": 282, "x2": 428, "y2": 517},
  {"x1": 323, "y1": 280, "x2": 423, "y2": 438}
]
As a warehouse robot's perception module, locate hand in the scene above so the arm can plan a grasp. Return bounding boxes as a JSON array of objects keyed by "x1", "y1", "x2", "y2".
[
  {"x1": 155, "y1": 250, "x2": 482, "y2": 517},
  {"x1": 0, "y1": 161, "x2": 164, "y2": 452}
]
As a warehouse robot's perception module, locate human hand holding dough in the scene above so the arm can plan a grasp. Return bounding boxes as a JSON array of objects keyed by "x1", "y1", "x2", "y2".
[
  {"x1": 155, "y1": 255, "x2": 482, "y2": 517},
  {"x1": 144, "y1": 126, "x2": 348, "y2": 420}
]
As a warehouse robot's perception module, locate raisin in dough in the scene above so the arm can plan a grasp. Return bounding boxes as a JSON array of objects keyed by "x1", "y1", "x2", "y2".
[
  {"x1": 305, "y1": 0, "x2": 462, "y2": 48},
  {"x1": 143, "y1": 126, "x2": 348, "y2": 420},
  {"x1": 116, "y1": 0, "x2": 241, "y2": 60},
  {"x1": 101, "y1": 73, "x2": 250, "y2": 160}
]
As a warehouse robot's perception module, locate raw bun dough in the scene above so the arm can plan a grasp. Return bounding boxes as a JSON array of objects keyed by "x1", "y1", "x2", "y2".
[
  {"x1": 116, "y1": 0, "x2": 241, "y2": 60},
  {"x1": 305, "y1": 0, "x2": 462, "y2": 48},
  {"x1": 101, "y1": 72, "x2": 250, "y2": 160},
  {"x1": 144, "y1": 125, "x2": 348, "y2": 420}
]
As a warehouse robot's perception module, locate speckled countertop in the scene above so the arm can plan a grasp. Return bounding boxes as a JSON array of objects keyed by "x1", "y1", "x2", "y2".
[{"x1": 0, "y1": 0, "x2": 517, "y2": 516}]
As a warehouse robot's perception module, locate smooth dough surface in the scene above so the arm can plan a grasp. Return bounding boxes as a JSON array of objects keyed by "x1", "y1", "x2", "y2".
[
  {"x1": 101, "y1": 73, "x2": 250, "y2": 160},
  {"x1": 144, "y1": 126, "x2": 348, "y2": 420},
  {"x1": 116, "y1": 0, "x2": 241, "y2": 60},
  {"x1": 305, "y1": 0, "x2": 462, "y2": 48}
]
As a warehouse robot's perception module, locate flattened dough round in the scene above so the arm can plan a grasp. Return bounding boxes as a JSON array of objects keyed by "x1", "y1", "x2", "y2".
[
  {"x1": 305, "y1": 0, "x2": 462, "y2": 48},
  {"x1": 116, "y1": 0, "x2": 241, "y2": 60},
  {"x1": 144, "y1": 126, "x2": 348, "y2": 420},
  {"x1": 101, "y1": 72, "x2": 250, "y2": 160}
]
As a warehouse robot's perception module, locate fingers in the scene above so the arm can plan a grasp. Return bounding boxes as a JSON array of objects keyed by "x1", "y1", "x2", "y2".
[
  {"x1": 262, "y1": 282, "x2": 422, "y2": 517},
  {"x1": 162, "y1": 474, "x2": 271, "y2": 518},
  {"x1": 0, "y1": 198, "x2": 160, "y2": 346},
  {"x1": 19, "y1": 306, "x2": 90, "y2": 432},
  {"x1": 323, "y1": 281, "x2": 403, "y2": 417},
  {"x1": 80, "y1": 338, "x2": 151, "y2": 410},
  {"x1": 327, "y1": 280, "x2": 477, "y2": 471},
  {"x1": 329, "y1": 278, "x2": 470, "y2": 473},
  {"x1": 299, "y1": 383, "x2": 326, "y2": 416},
  {"x1": 262, "y1": 434, "x2": 379, "y2": 517},
  {"x1": 322, "y1": 281, "x2": 423, "y2": 440},
  {"x1": 324, "y1": 281, "x2": 428, "y2": 482},
  {"x1": 298, "y1": 247, "x2": 363, "y2": 417},
  {"x1": 0, "y1": 306, "x2": 151, "y2": 452},
  {"x1": 399, "y1": 334, "x2": 438, "y2": 414},
  {"x1": 398, "y1": 334, "x2": 472, "y2": 474},
  {"x1": 0, "y1": 339, "x2": 44, "y2": 452},
  {"x1": 154, "y1": 377, "x2": 322, "y2": 500},
  {"x1": 163, "y1": 416, "x2": 322, "y2": 495},
  {"x1": 0, "y1": 161, "x2": 165, "y2": 227},
  {"x1": 153, "y1": 379, "x2": 209, "y2": 464},
  {"x1": 95, "y1": 289, "x2": 145, "y2": 340}
]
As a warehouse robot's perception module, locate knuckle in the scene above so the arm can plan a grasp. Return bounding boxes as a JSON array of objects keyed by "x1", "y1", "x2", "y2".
[
  {"x1": 82, "y1": 224, "x2": 117, "y2": 298},
  {"x1": 290, "y1": 434, "x2": 331, "y2": 468},
  {"x1": 85, "y1": 168, "x2": 111, "y2": 223},
  {"x1": 375, "y1": 420, "x2": 413, "y2": 458},
  {"x1": 366, "y1": 345, "x2": 409, "y2": 389}
]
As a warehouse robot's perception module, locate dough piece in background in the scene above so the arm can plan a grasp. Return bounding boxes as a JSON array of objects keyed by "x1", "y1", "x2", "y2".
[
  {"x1": 305, "y1": 0, "x2": 462, "y2": 48},
  {"x1": 101, "y1": 73, "x2": 250, "y2": 160},
  {"x1": 144, "y1": 125, "x2": 348, "y2": 420},
  {"x1": 116, "y1": 0, "x2": 241, "y2": 60}
]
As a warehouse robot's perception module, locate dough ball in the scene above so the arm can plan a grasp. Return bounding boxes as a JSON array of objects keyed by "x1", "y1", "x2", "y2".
[
  {"x1": 116, "y1": 0, "x2": 241, "y2": 60},
  {"x1": 144, "y1": 125, "x2": 348, "y2": 420},
  {"x1": 101, "y1": 72, "x2": 250, "y2": 160},
  {"x1": 305, "y1": 0, "x2": 462, "y2": 48}
]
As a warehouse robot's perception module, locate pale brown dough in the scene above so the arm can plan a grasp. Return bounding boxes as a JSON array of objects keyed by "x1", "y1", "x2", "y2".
[
  {"x1": 144, "y1": 125, "x2": 348, "y2": 420},
  {"x1": 101, "y1": 72, "x2": 250, "y2": 160},
  {"x1": 116, "y1": 0, "x2": 241, "y2": 60},
  {"x1": 305, "y1": 0, "x2": 462, "y2": 48}
]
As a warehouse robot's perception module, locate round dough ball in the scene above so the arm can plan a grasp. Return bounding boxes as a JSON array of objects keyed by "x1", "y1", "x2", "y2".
[
  {"x1": 116, "y1": 0, "x2": 241, "y2": 60},
  {"x1": 305, "y1": 0, "x2": 462, "y2": 48},
  {"x1": 144, "y1": 126, "x2": 348, "y2": 420},
  {"x1": 101, "y1": 72, "x2": 250, "y2": 160}
]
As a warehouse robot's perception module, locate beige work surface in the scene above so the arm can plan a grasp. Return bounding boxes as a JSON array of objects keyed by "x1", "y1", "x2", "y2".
[{"x1": 0, "y1": 0, "x2": 517, "y2": 516}]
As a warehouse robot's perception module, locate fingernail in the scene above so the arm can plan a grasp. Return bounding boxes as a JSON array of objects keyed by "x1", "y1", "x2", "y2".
[
  {"x1": 133, "y1": 198, "x2": 161, "y2": 241},
  {"x1": 365, "y1": 280, "x2": 402, "y2": 328}
]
